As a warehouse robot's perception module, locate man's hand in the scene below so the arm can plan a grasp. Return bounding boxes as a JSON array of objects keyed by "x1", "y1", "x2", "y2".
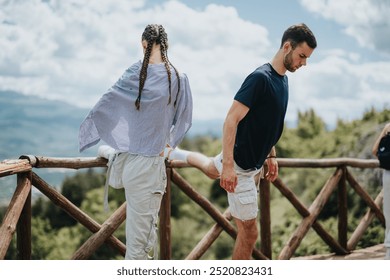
[
  {"x1": 220, "y1": 165, "x2": 238, "y2": 193},
  {"x1": 265, "y1": 157, "x2": 278, "y2": 181}
]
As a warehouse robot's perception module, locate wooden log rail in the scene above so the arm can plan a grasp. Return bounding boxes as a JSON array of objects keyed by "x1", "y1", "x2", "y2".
[{"x1": 0, "y1": 156, "x2": 384, "y2": 260}]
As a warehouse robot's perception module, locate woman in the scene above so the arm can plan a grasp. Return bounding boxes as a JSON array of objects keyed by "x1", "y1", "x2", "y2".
[
  {"x1": 372, "y1": 122, "x2": 390, "y2": 260},
  {"x1": 79, "y1": 24, "x2": 193, "y2": 259}
]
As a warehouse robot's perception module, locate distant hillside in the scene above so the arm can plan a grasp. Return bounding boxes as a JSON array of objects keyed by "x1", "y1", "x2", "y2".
[{"x1": 0, "y1": 91, "x2": 92, "y2": 159}]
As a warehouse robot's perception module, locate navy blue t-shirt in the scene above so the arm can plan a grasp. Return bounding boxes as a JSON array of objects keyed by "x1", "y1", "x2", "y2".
[{"x1": 233, "y1": 63, "x2": 288, "y2": 170}]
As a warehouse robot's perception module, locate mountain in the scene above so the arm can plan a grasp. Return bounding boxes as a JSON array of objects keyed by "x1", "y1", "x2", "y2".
[{"x1": 0, "y1": 91, "x2": 92, "y2": 159}]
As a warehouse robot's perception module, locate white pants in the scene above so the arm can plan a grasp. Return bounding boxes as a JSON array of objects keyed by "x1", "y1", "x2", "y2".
[
  {"x1": 383, "y1": 170, "x2": 390, "y2": 249},
  {"x1": 119, "y1": 154, "x2": 166, "y2": 260}
]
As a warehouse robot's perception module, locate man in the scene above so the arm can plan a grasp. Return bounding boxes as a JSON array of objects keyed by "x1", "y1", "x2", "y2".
[{"x1": 167, "y1": 23, "x2": 317, "y2": 259}]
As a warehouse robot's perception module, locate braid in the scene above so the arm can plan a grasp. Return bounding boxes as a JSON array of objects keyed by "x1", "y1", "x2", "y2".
[
  {"x1": 137, "y1": 42, "x2": 152, "y2": 110},
  {"x1": 170, "y1": 61, "x2": 180, "y2": 107},
  {"x1": 158, "y1": 25, "x2": 180, "y2": 107},
  {"x1": 136, "y1": 24, "x2": 159, "y2": 110},
  {"x1": 159, "y1": 25, "x2": 172, "y2": 105}
]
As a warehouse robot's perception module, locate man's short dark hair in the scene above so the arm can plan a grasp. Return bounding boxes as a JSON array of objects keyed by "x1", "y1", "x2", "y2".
[{"x1": 281, "y1": 23, "x2": 317, "y2": 49}]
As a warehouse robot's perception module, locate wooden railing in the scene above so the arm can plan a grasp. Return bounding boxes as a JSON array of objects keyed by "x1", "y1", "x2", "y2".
[{"x1": 0, "y1": 155, "x2": 384, "y2": 260}]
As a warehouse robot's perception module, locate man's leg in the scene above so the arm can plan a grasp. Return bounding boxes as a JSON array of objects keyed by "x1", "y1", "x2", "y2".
[
  {"x1": 228, "y1": 167, "x2": 260, "y2": 259},
  {"x1": 232, "y1": 218, "x2": 258, "y2": 259}
]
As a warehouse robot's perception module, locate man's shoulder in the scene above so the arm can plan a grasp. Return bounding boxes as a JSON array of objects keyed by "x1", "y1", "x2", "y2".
[
  {"x1": 249, "y1": 63, "x2": 273, "y2": 80},
  {"x1": 255, "y1": 63, "x2": 272, "y2": 72},
  {"x1": 244, "y1": 65, "x2": 266, "y2": 81}
]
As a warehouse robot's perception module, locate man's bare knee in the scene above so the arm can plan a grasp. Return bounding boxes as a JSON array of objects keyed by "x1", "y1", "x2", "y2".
[{"x1": 236, "y1": 218, "x2": 258, "y2": 242}]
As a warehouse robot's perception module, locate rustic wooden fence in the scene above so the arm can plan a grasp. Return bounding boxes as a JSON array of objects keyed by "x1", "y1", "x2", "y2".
[{"x1": 0, "y1": 155, "x2": 384, "y2": 260}]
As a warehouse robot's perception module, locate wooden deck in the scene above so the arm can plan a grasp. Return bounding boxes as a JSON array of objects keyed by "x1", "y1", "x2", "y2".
[{"x1": 293, "y1": 244, "x2": 386, "y2": 260}]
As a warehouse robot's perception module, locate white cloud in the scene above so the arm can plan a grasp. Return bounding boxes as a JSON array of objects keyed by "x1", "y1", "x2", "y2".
[
  {"x1": 287, "y1": 50, "x2": 390, "y2": 127},
  {"x1": 299, "y1": 0, "x2": 390, "y2": 55},
  {"x1": 0, "y1": 0, "x2": 145, "y2": 104},
  {"x1": 0, "y1": 0, "x2": 270, "y2": 121}
]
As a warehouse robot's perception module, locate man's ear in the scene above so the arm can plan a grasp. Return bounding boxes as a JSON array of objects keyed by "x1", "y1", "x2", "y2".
[{"x1": 283, "y1": 41, "x2": 292, "y2": 53}]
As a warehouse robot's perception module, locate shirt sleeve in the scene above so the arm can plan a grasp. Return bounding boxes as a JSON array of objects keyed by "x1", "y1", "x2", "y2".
[
  {"x1": 169, "y1": 73, "x2": 193, "y2": 148},
  {"x1": 79, "y1": 113, "x2": 100, "y2": 152},
  {"x1": 234, "y1": 70, "x2": 266, "y2": 108}
]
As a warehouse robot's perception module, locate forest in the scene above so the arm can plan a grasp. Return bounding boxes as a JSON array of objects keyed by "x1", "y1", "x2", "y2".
[{"x1": 1, "y1": 107, "x2": 390, "y2": 260}]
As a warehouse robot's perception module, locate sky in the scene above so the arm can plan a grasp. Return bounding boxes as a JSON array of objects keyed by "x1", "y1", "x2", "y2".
[{"x1": 1, "y1": 0, "x2": 389, "y2": 128}]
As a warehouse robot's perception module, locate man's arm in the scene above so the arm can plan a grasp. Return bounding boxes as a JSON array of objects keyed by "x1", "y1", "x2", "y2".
[{"x1": 220, "y1": 100, "x2": 249, "y2": 192}]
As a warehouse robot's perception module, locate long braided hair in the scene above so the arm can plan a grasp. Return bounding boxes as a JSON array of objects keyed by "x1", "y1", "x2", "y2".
[{"x1": 135, "y1": 24, "x2": 180, "y2": 110}]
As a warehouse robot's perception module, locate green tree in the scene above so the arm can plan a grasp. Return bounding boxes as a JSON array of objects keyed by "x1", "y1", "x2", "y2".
[{"x1": 296, "y1": 109, "x2": 327, "y2": 139}]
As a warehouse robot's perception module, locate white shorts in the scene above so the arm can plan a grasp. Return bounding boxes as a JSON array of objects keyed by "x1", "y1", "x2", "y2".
[
  {"x1": 213, "y1": 153, "x2": 261, "y2": 221},
  {"x1": 116, "y1": 153, "x2": 166, "y2": 260}
]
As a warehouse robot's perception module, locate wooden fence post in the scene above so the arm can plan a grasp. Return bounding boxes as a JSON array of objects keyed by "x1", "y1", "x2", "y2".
[
  {"x1": 16, "y1": 171, "x2": 32, "y2": 259},
  {"x1": 259, "y1": 172, "x2": 272, "y2": 259},
  {"x1": 159, "y1": 166, "x2": 172, "y2": 260},
  {"x1": 338, "y1": 166, "x2": 348, "y2": 249},
  {"x1": 0, "y1": 171, "x2": 32, "y2": 259}
]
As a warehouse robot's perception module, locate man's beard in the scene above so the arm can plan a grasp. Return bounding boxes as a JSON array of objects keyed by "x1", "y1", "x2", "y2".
[{"x1": 283, "y1": 50, "x2": 296, "y2": 72}]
